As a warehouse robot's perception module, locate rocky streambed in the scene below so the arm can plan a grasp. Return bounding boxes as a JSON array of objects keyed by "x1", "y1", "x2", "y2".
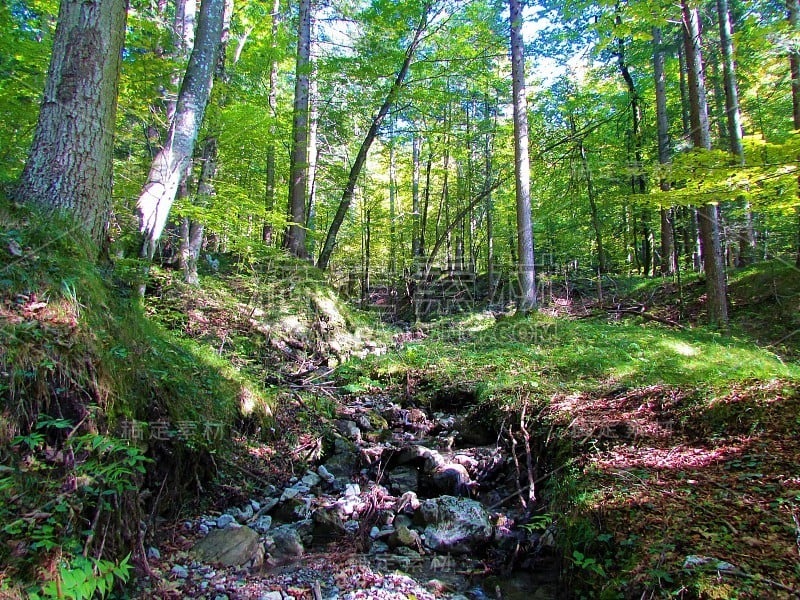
[{"x1": 135, "y1": 393, "x2": 562, "y2": 599}]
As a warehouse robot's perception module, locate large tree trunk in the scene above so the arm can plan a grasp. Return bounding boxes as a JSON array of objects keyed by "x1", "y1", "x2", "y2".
[
  {"x1": 316, "y1": 8, "x2": 429, "y2": 271},
  {"x1": 284, "y1": 0, "x2": 312, "y2": 258},
  {"x1": 412, "y1": 133, "x2": 422, "y2": 260},
  {"x1": 510, "y1": 0, "x2": 537, "y2": 314},
  {"x1": 15, "y1": 0, "x2": 127, "y2": 252},
  {"x1": 717, "y1": 0, "x2": 755, "y2": 265},
  {"x1": 788, "y1": 0, "x2": 800, "y2": 267},
  {"x1": 653, "y1": 27, "x2": 676, "y2": 275},
  {"x1": 262, "y1": 0, "x2": 281, "y2": 245},
  {"x1": 682, "y1": 1, "x2": 729, "y2": 328},
  {"x1": 136, "y1": 0, "x2": 225, "y2": 259}
]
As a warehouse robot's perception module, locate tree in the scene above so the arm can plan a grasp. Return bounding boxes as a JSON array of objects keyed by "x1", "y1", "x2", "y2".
[
  {"x1": 682, "y1": 0, "x2": 729, "y2": 328},
  {"x1": 14, "y1": 0, "x2": 127, "y2": 252},
  {"x1": 136, "y1": 0, "x2": 226, "y2": 260},
  {"x1": 509, "y1": 0, "x2": 536, "y2": 313},
  {"x1": 285, "y1": 0, "x2": 312, "y2": 258},
  {"x1": 316, "y1": 2, "x2": 431, "y2": 271}
]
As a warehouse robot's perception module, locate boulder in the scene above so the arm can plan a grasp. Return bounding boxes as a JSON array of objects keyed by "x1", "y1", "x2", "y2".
[
  {"x1": 191, "y1": 526, "x2": 264, "y2": 568},
  {"x1": 265, "y1": 525, "x2": 304, "y2": 562},
  {"x1": 421, "y1": 496, "x2": 492, "y2": 554},
  {"x1": 388, "y1": 465, "x2": 419, "y2": 494}
]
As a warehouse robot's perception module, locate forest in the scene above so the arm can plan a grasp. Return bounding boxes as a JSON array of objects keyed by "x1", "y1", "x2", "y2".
[{"x1": 1, "y1": 0, "x2": 799, "y2": 598}]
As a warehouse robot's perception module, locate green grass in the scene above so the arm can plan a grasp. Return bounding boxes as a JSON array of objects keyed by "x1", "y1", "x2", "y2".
[{"x1": 357, "y1": 311, "x2": 799, "y2": 403}]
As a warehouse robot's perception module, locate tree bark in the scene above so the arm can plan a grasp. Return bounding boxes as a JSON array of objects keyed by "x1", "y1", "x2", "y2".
[
  {"x1": 412, "y1": 133, "x2": 422, "y2": 260},
  {"x1": 682, "y1": 0, "x2": 729, "y2": 329},
  {"x1": 136, "y1": 0, "x2": 225, "y2": 259},
  {"x1": 284, "y1": 0, "x2": 312, "y2": 258},
  {"x1": 262, "y1": 0, "x2": 281, "y2": 245},
  {"x1": 653, "y1": 27, "x2": 676, "y2": 275},
  {"x1": 510, "y1": 0, "x2": 537, "y2": 312},
  {"x1": 316, "y1": 8, "x2": 429, "y2": 271},
  {"x1": 788, "y1": 0, "x2": 800, "y2": 267},
  {"x1": 15, "y1": 0, "x2": 127, "y2": 252}
]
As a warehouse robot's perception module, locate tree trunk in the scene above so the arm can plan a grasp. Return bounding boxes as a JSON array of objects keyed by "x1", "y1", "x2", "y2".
[
  {"x1": 262, "y1": 0, "x2": 281, "y2": 245},
  {"x1": 15, "y1": 0, "x2": 127, "y2": 252},
  {"x1": 136, "y1": 0, "x2": 225, "y2": 259},
  {"x1": 306, "y1": 68, "x2": 319, "y2": 259},
  {"x1": 788, "y1": 0, "x2": 800, "y2": 267},
  {"x1": 677, "y1": 44, "x2": 691, "y2": 140},
  {"x1": 388, "y1": 119, "x2": 397, "y2": 277},
  {"x1": 653, "y1": 27, "x2": 676, "y2": 275},
  {"x1": 577, "y1": 136, "x2": 605, "y2": 273},
  {"x1": 284, "y1": 0, "x2": 312, "y2": 258},
  {"x1": 682, "y1": 0, "x2": 729, "y2": 328},
  {"x1": 510, "y1": 0, "x2": 537, "y2": 312},
  {"x1": 412, "y1": 133, "x2": 422, "y2": 259},
  {"x1": 316, "y1": 8, "x2": 429, "y2": 271}
]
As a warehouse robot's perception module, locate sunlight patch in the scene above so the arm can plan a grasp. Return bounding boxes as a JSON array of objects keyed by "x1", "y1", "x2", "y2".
[{"x1": 663, "y1": 340, "x2": 698, "y2": 357}]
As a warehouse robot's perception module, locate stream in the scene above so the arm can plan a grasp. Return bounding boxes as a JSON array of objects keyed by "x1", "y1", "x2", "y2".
[{"x1": 137, "y1": 391, "x2": 563, "y2": 599}]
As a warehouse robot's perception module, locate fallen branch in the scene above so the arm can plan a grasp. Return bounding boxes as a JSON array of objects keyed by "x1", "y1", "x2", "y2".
[{"x1": 607, "y1": 306, "x2": 685, "y2": 329}]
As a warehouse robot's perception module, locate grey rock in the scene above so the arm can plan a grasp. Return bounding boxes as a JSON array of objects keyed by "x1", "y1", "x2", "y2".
[
  {"x1": 275, "y1": 496, "x2": 312, "y2": 522},
  {"x1": 191, "y1": 526, "x2": 264, "y2": 568},
  {"x1": 344, "y1": 483, "x2": 360, "y2": 497},
  {"x1": 393, "y1": 514, "x2": 412, "y2": 529},
  {"x1": 388, "y1": 525, "x2": 422, "y2": 550},
  {"x1": 317, "y1": 465, "x2": 336, "y2": 484},
  {"x1": 369, "y1": 541, "x2": 390, "y2": 554},
  {"x1": 170, "y1": 565, "x2": 188, "y2": 579},
  {"x1": 369, "y1": 526, "x2": 381, "y2": 539},
  {"x1": 335, "y1": 420, "x2": 362, "y2": 442},
  {"x1": 216, "y1": 514, "x2": 236, "y2": 529},
  {"x1": 431, "y1": 463, "x2": 472, "y2": 496},
  {"x1": 228, "y1": 504, "x2": 254, "y2": 522},
  {"x1": 323, "y1": 451, "x2": 358, "y2": 480},
  {"x1": 252, "y1": 515, "x2": 273, "y2": 533},
  {"x1": 147, "y1": 547, "x2": 161, "y2": 560},
  {"x1": 258, "y1": 497, "x2": 280, "y2": 514},
  {"x1": 258, "y1": 593, "x2": 283, "y2": 600},
  {"x1": 344, "y1": 521, "x2": 359, "y2": 535},
  {"x1": 250, "y1": 499, "x2": 261, "y2": 512},
  {"x1": 387, "y1": 466, "x2": 419, "y2": 494},
  {"x1": 312, "y1": 507, "x2": 346, "y2": 542},
  {"x1": 214, "y1": 595, "x2": 229, "y2": 600},
  {"x1": 301, "y1": 470, "x2": 322, "y2": 488},
  {"x1": 266, "y1": 525, "x2": 304, "y2": 560},
  {"x1": 421, "y1": 496, "x2": 492, "y2": 554},
  {"x1": 199, "y1": 524, "x2": 210, "y2": 536}
]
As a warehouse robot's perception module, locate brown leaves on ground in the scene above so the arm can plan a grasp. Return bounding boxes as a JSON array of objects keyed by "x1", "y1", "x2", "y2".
[{"x1": 547, "y1": 381, "x2": 800, "y2": 598}]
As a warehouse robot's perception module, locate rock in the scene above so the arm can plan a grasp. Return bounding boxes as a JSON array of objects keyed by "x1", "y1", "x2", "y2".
[
  {"x1": 344, "y1": 483, "x2": 361, "y2": 497},
  {"x1": 312, "y1": 507, "x2": 346, "y2": 542},
  {"x1": 369, "y1": 526, "x2": 381, "y2": 539},
  {"x1": 683, "y1": 555, "x2": 736, "y2": 571},
  {"x1": 344, "y1": 521, "x2": 360, "y2": 535},
  {"x1": 369, "y1": 541, "x2": 390, "y2": 554},
  {"x1": 394, "y1": 514, "x2": 412, "y2": 529},
  {"x1": 170, "y1": 565, "x2": 189, "y2": 579},
  {"x1": 216, "y1": 514, "x2": 236, "y2": 529},
  {"x1": 266, "y1": 525, "x2": 304, "y2": 561},
  {"x1": 317, "y1": 465, "x2": 336, "y2": 484},
  {"x1": 228, "y1": 504, "x2": 254, "y2": 522},
  {"x1": 431, "y1": 463, "x2": 472, "y2": 496},
  {"x1": 191, "y1": 526, "x2": 264, "y2": 568},
  {"x1": 396, "y1": 491, "x2": 421, "y2": 513},
  {"x1": 388, "y1": 465, "x2": 419, "y2": 494},
  {"x1": 421, "y1": 496, "x2": 492, "y2": 554},
  {"x1": 301, "y1": 470, "x2": 322, "y2": 488},
  {"x1": 146, "y1": 547, "x2": 160, "y2": 560},
  {"x1": 389, "y1": 525, "x2": 423, "y2": 550},
  {"x1": 258, "y1": 497, "x2": 280, "y2": 514},
  {"x1": 335, "y1": 420, "x2": 362, "y2": 442},
  {"x1": 252, "y1": 515, "x2": 273, "y2": 533},
  {"x1": 323, "y1": 450, "x2": 358, "y2": 481},
  {"x1": 199, "y1": 524, "x2": 210, "y2": 536},
  {"x1": 274, "y1": 496, "x2": 312, "y2": 522},
  {"x1": 258, "y1": 593, "x2": 284, "y2": 600},
  {"x1": 250, "y1": 499, "x2": 261, "y2": 512}
]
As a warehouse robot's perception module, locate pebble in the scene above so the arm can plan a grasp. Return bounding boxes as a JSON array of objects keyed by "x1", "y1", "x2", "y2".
[
  {"x1": 170, "y1": 565, "x2": 189, "y2": 579},
  {"x1": 216, "y1": 514, "x2": 235, "y2": 529},
  {"x1": 146, "y1": 546, "x2": 160, "y2": 560}
]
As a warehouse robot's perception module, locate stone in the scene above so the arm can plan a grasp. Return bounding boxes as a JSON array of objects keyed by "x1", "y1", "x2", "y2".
[
  {"x1": 335, "y1": 420, "x2": 362, "y2": 442},
  {"x1": 191, "y1": 526, "x2": 264, "y2": 568},
  {"x1": 396, "y1": 491, "x2": 420, "y2": 513},
  {"x1": 421, "y1": 496, "x2": 492, "y2": 554},
  {"x1": 369, "y1": 526, "x2": 381, "y2": 539},
  {"x1": 146, "y1": 547, "x2": 161, "y2": 560},
  {"x1": 228, "y1": 504, "x2": 254, "y2": 522},
  {"x1": 250, "y1": 500, "x2": 261, "y2": 512},
  {"x1": 369, "y1": 541, "x2": 390, "y2": 554},
  {"x1": 344, "y1": 483, "x2": 361, "y2": 497},
  {"x1": 431, "y1": 463, "x2": 472, "y2": 496},
  {"x1": 266, "y1": 525, "x2": 304, "y2": 561},
  {"x1": 258, "y1": 593, "x2": 283, "y2": 600},
  {"x1": 323, "y1": 450, "x2": 358, "y2": 481},
  {"x1": 388, "y1": 525, "x2": 422, "y2": 550},
  {"x1": 170, "y1": 565, "x2": 188, "y2": 579},
  {"x1": 312, "y1": 507, "x2": 346, "y2": 542},
  {"x1": 274, "y1": 496, "x2": 312, "y2": 522},
  {"x1": 252, "y1": 515, "x2": 273, "y2": 534},
  {"x1": 387, "y1": 466, "x2": 419, "y2": 494},
  {"x1": 216, "y1": 514, "x2": 236, "y2": 529},
  {"x1": 317, "y1": 465, "x2": 336, "y2": 484},
  {"x1": 301, "y1": 470, "x2": 322, "y2": 488}
]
